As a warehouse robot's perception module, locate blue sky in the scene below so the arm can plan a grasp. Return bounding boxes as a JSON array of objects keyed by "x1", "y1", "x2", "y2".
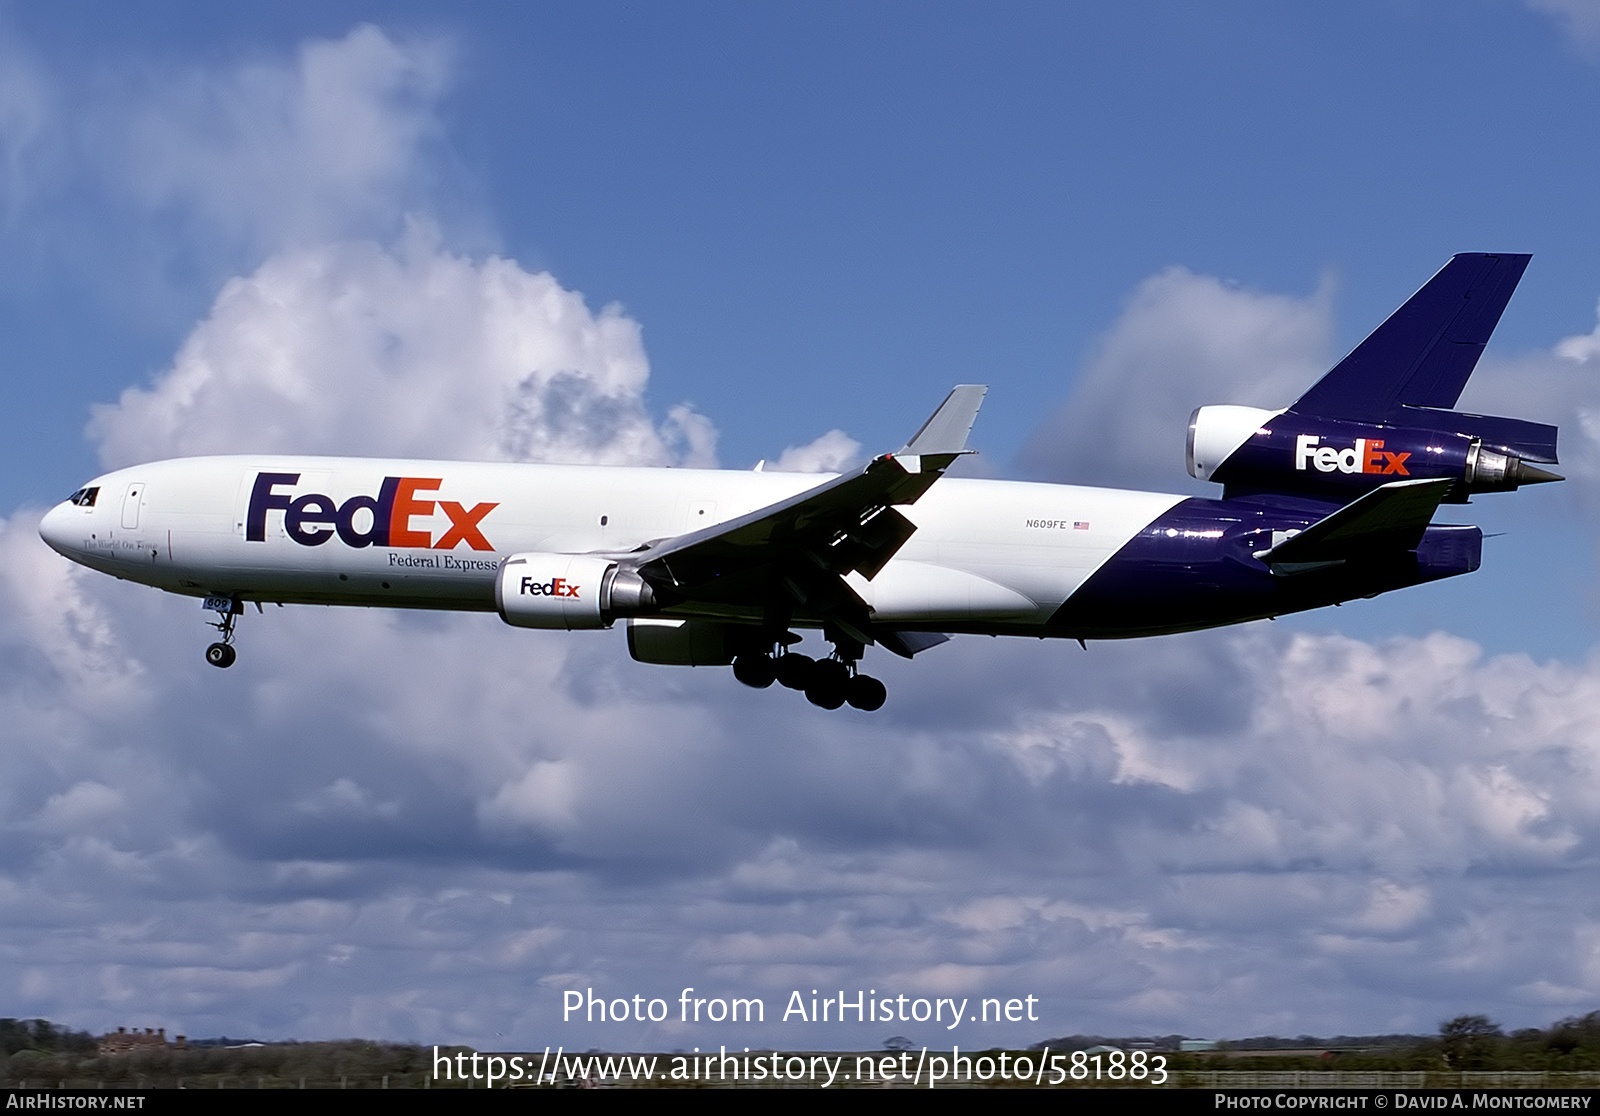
[{"x1": 4, "y1": 1, "x2": 1600, "y2": 1052}]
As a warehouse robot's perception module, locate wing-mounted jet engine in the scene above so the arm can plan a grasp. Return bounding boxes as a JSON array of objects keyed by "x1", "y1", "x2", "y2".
[{"x1": 1187, "y1": 254, "x2": 1561, "y2": 502}]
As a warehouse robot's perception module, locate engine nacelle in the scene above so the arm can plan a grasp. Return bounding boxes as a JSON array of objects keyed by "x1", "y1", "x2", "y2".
[
  {"x1": 1186, "y1": 405, "x2": 1281, "y2": 483},
  {"x1": 1186, "y1": 405, "x2": 1561, "y2": 499},
  {"x1": 495, "y1": 552, "x2": 656, "y2": 630},
  {"x1": 625, "y1": 619, "x2": 739, "y2": 666}
]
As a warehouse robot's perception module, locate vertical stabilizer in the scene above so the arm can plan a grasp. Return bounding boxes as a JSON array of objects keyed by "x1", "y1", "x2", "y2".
[{"x1": 1290, "y1": 252, "x2": 1531, "y2": 422}]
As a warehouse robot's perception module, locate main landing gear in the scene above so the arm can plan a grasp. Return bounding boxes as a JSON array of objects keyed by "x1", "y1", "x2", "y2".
[
  {"x1": 731, "y1": 633, "x2": 888, "y2": 711},
  {"x1": 203, "y1": 596, "x2": 242, "y2": 669}
]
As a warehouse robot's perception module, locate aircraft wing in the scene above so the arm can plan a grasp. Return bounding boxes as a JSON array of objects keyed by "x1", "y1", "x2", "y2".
[
  {"x1": 1261, "y1": 477, "x2": 1455, "y2": 573},
  {"x1": 627, "y1": 386, "x2": 987, "y2": 635}
]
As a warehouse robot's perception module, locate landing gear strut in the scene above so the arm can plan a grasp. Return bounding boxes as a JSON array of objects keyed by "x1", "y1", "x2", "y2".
[{"x1": 203, "y1": 596, "x2": 241, "y2": 668}]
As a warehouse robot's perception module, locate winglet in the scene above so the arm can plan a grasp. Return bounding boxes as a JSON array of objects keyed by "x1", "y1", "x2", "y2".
[{"x1": 899, "y1": 385, "x2": 988, "y2": 456}]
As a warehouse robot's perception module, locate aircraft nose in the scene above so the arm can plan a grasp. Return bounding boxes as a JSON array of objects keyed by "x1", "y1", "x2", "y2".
[{"x1": 38, "y1": 501, "x2": 80, "y2": 558}]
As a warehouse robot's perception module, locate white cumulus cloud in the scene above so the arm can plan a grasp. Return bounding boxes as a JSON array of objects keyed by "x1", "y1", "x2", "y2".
[
  {"x1": 1528, "y1": 0, "x2": 1600, "y2": 56},
  {"x1": 101, "y1": 24, "x2": 451, "y2": 254},
  {"x1": 89, "y1": 227, "x2": 715, "y2": 469},
  {"x1": 1020, "y1": 267, "x2": 1334, "y2": 490},
  {"x1": 770, "y1": 428, "x2": 862, "y2": 473}
]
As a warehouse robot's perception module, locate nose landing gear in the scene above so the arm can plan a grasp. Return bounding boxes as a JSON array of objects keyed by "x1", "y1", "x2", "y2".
[{"x1": 202, "y1": 595, "x2": 242, "y2": 669}]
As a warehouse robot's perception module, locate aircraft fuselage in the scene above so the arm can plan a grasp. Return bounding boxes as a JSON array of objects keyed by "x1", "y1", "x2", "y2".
[{"x1": 37, "y1": 454, "x2": 1477, "y2": 640}]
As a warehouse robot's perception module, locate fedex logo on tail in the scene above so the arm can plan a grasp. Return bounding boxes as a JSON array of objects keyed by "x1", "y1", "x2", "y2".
[
  {"x1": 1294, "y1": 435, "x2": 1410, "y2": 476},
  {"x1": 246, "y1": 472, "x2": 498, "y2": 550}
]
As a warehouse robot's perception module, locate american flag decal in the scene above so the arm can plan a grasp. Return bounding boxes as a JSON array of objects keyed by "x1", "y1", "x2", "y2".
[{"x1": 1073, "y1": 521, "x2": 1089, "y2": 530}]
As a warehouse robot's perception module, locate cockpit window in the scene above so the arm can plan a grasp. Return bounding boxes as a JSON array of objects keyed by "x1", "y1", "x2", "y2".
[{"x1": 67, "y1": 487, "x2": 99, "y2": 507}]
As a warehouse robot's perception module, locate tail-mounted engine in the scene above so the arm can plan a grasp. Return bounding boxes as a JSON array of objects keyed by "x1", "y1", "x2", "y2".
[
  {"x1": 495, "y1": 552, "x2": 658, "y2": 630},
  {"x1": 1186, "y1": 404, "x2": 1561, "y2": 501}
]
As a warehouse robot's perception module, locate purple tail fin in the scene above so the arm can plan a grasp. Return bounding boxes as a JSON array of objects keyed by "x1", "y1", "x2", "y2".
[{"x1": 1287, "y1": 253, "x2": 1555, "y2": 463}]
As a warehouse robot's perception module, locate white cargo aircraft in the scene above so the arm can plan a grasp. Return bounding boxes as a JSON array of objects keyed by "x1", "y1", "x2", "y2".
[{"x1": 40, "y1": 255, "x2": 1561, "y2": 710}]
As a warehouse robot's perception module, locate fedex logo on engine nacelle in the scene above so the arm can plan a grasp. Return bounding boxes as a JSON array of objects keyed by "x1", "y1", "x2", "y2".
[
  {"x1": 1294, "y1": 435, "x2": 1410, "y2": 476},
  {"x1": 520, "y1": 576, "x2": 579, "y2": 598},
  {"x1": 246, "y1": 472, "x2": 499, "y2": 550}
]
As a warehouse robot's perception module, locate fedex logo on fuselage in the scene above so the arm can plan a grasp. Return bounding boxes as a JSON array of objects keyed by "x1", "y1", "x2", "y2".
[
  {"x1": 1294, "y1": 435, "x2": 1410, "y2": 476},
  {"x1": 246, "y1": 472, "x2": 499, "y2": 550}
]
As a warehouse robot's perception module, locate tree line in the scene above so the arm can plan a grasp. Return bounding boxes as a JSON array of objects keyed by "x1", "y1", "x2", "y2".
[
  {"x1": 3, "y1": 1009, "x2": 1599, "y2": 1087},
  {"x1": 1042, "y1": 1011, "x2": 1600, "y2": 1072}
]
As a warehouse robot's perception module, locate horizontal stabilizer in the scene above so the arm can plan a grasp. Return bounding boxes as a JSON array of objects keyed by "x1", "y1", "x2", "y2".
[
  {"x1": 1398, "y1": 407, "x2": 1559, "y2": 463},
  {"x1": 1263, "y1": 478, "x2": 1455, "y2": 570},
  {"x1": 1292, "y1": 253, "x2": 1530, "y2": 422}
]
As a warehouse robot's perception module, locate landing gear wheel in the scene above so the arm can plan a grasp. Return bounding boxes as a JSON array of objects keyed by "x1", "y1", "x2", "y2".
[
  {"x1": 775, "y1": 653, "x2": 815, "y2": 690},
  {"x1": 205, "y1": 642, "x2": 236, "y2": 669},
  {"x1": 846, "y1": 673, "x2": 887, "y2": 711},
  {"x1": 733, "y1": 653, "x2": 777, "y2": 689},
  {"x1": 805, "y1": 659, "x2": 850, "y2": 709}
]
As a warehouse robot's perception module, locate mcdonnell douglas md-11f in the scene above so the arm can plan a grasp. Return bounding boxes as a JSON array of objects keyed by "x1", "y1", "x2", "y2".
[{"x1": 40, "y1": 254, "x2": 1562, "y2": 711}]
